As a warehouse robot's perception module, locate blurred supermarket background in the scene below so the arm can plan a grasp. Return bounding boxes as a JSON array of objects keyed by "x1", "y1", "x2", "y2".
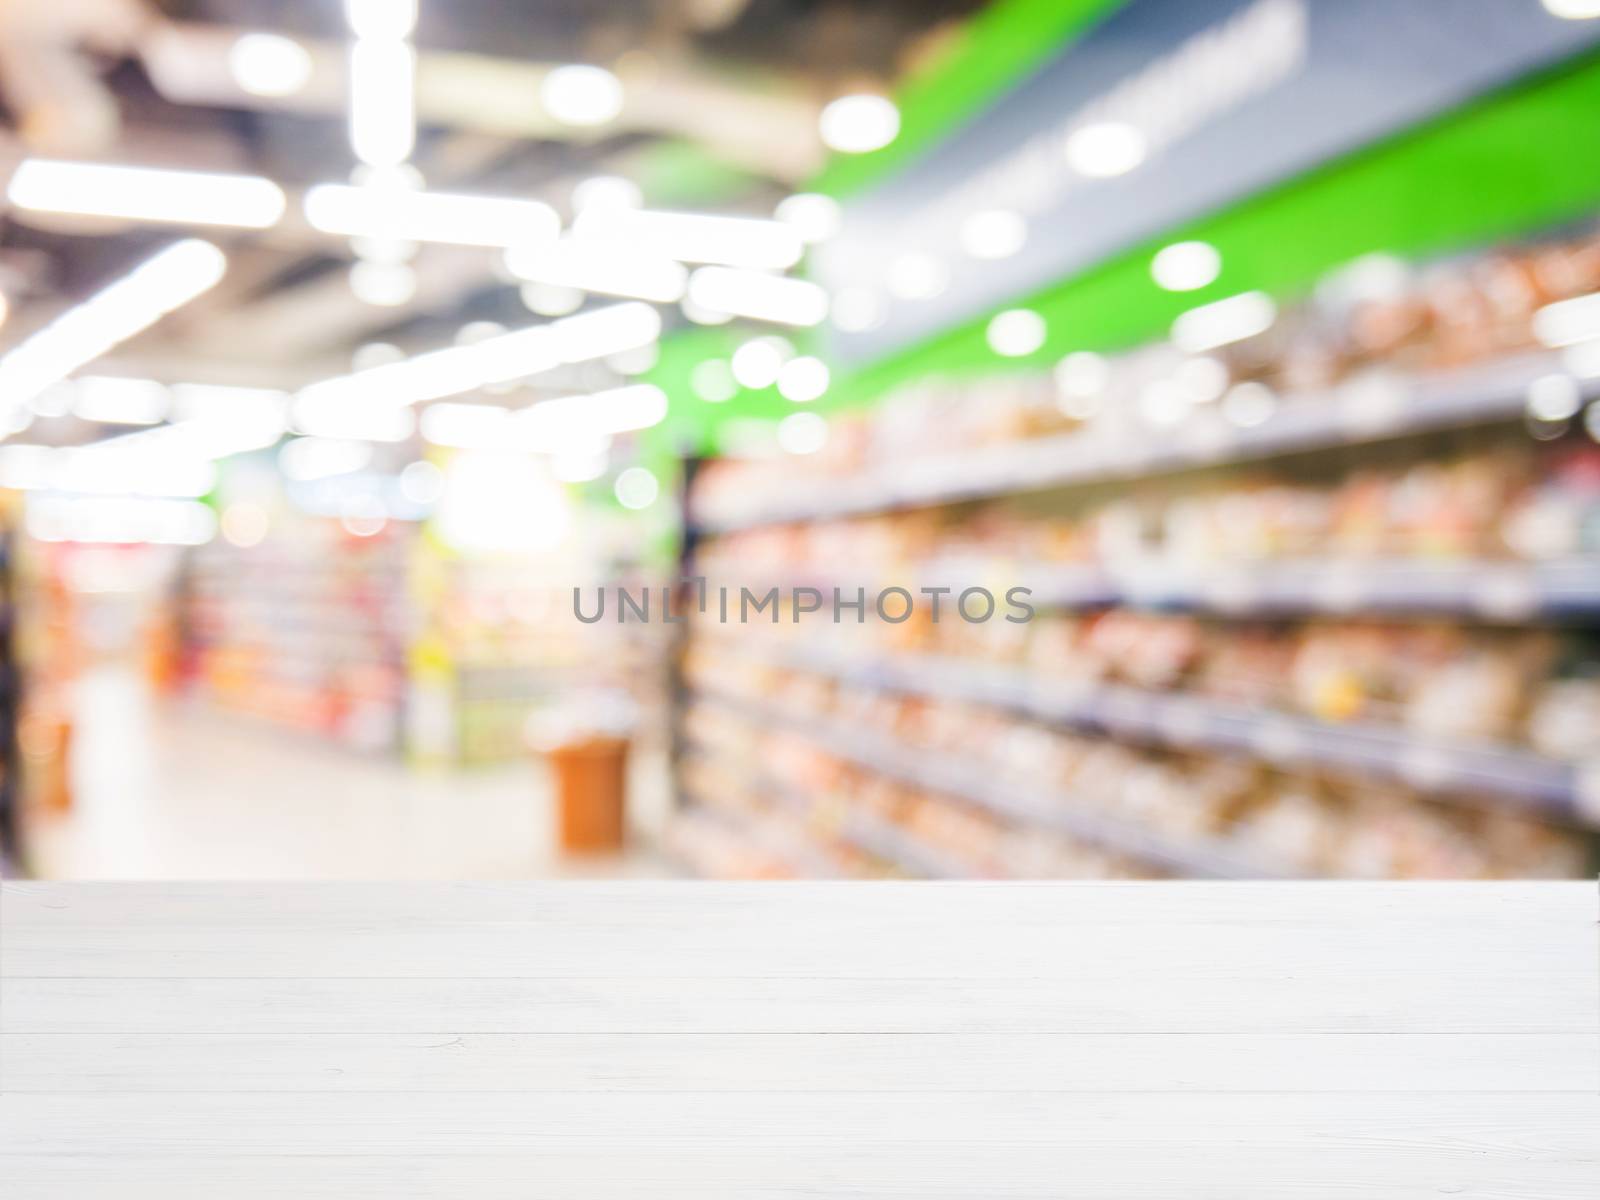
[{"x1": 2, "y1": 0, "x2": 1600, "y2": 880}]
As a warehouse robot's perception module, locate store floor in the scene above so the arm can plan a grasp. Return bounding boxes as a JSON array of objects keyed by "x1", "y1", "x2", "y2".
[{"x1": 26, "y1": 666, "x2": 677, "y2": 880}]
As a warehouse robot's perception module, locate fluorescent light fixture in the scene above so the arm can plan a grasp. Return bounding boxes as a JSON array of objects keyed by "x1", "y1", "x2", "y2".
[
  {"x1": 520, "y1": 282, "x2": 585, "y2": 316},
  {"x1": 518, "y1": 384, "x2": 667, "y2": 449},
  {"x1": 349, "y1": 261, "x2": 417, "y2": 307},
  {"x1": 349, "y1": 39, "x2": 415, "y2": 167},
  {"x1": 960, "y1": 210, "x2": 1027, "y2": 260},
  {"x1": 71, "y1": 377, "x2": 170, "y2": 425},
  {"x1": 0, "y1": 445, "x2": 54, "y2": 490},
  {"x1": 1064, "y1": 121, "x2": 1147, "y2": 177},
  {"x1": 1151, "y1": 241, "x2": 1222, "y2": 291},
  {"x1": 421, "y1": 402, "x2": 511, "y2": 449},
  {"x1": 1171, "y1": 291, "x2": 1277, "y2": 352},
  {"x1": 47, "y1": 438, "x2": 218, "y2": 498},
  {"x1": 297, "y1": 302, "x2": 661, "y2": 413},
  {"x1": 305, "y1": 184, "x2": 561, "y2": 248},
  {"x1": 574, "y1": 208, "x2": 803, "y2": 271},
  {"x1": 1526, "y1": 374, "x2": 1582, "y2": 422},
  {"x1": 290, "y1": 398, "x2": 416, "y2": 442},
  {"x1": 345, "y1": 0, "x2": 417, "y2": 39},
  {"x1": 540, "y1": 64, "x2": 625, "y2": 127},
  {"x1": 169, "y1": 383, "x2": 289, "y2": 425},
  {"x1": 572, "y1": 175, "x2": 642, "y2": 213},
  {"x1": 503, "y1": 238, "x2": 686, "y2": 303},
  {"x1": 819, "y1": 94, "x2": 900, "y2": 153},
  {"x1": 1533, "y1": 292, "x2": 1600, "y2": 348},
  {"x1": 26, "y1": 495, "x2": 217, "y2": 545},
  {"x1": 279, "y1": 437, "x2": 374, "y2": 481},
  {"x1": 229, "y1": 33, "x2": 313, "y2": 97},
  {"x1": 776, "y1": 356, "x2": 829, "y2": 403},
  {"x1": 7, "y1": 159, "x2": 285, "y2": 228},
  {"x1": 775, "y1": 193, "x2": 842, "y2": 244},
  {"x1": 686, "y1": 267, "x2": 828, "y2": 327},
  {"x1": 986, "y1": 309, "x2": 1047, "y2": 357},
  {"x1": 1544, "y1": 0, "x2": 1600, "y2": 17},
  {"x1": 0, "y1": 239, "x2": 226, "y2": 419}
]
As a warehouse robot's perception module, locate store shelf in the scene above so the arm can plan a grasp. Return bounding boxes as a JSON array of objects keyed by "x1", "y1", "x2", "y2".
[
  {"x1": 682, "y1": 742, "x2": 974, "y2": 879},
  {"x1": 674, "y1": 790, "x2": 846, "y2": 878},
  {"x1": 744, "y1": 642, "x2": 1598, "y2": 826},
  {"x1": 693, "y1": 690, "x2": 1292, "y2": 880},
  {"x1": 724, "y1": 557, "x2": 1600, "y2": 620},
  {"x1": 692, "y1": 352, "x2": 1584, "y2": 532}
]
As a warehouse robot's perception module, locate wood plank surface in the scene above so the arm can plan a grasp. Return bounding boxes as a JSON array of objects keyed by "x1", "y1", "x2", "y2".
[{"x1": 2, "y1": 881, "x2": 1596, "y2": 1198}]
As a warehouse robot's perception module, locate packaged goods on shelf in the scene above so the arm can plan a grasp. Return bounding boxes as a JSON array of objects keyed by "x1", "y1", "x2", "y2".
[
  {"x1": 672, "y1": 226, "x2": 1600, "y2": 881},
  {"x1": 184, "y1": 526, "x2": 410, "y2": 750}
]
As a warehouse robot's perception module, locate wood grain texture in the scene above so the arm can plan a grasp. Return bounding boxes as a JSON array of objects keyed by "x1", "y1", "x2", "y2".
[{"x1": 2, "y1": 881, "x2": 1597, "y2": 1199}]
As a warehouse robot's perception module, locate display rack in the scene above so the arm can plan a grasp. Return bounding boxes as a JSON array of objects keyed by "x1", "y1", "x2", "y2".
[
  {"x1": 691, "y1": 351, "x2": 1591, "y2": 533},
  {"x1": 690, "y1": 690, "x2": 1290, "y2": 879}
]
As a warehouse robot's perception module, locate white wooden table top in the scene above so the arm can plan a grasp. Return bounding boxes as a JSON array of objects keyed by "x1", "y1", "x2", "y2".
[{"x1": 2, "y1": 881, "x2": 1597, "y2": 1198}]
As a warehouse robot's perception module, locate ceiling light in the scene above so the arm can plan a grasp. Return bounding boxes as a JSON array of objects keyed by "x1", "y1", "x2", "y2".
[
  {"x1": 296, "y1": 302, "x2": 661, "y2": 412},
  {"x1": 70, "y1": 377, "x2": 170, "y2": 426},
  {"x1": 290, "y1": 399, "x2": 415, "y2": 442},
  {"x1": 349, "y1": 261, "x2": 417, "y2": 307},
  {"x1": 352, "y1": 343, "x2": 405, "y2": 371},
  {"x1": 541, "y1": 64, "x2": 625, "y2": 127},
  {"x1": 305, "y1": 184, "x2": 561, "y2": 248},
  {"x1": 0, "y1": 445, "x2": 55, "y2": 490},
  {"x1": 886, "y1": 253, "x2": 948, "y2": 301},
  {"x1": 681, "y1": 296, "x2": 734, "y2": 326},
  {"x1": 572, "y1": 175, "x2": 643, "y2": 213},
  {"x1": 348, "y1": 39, "x2": 415, "y2": 167},
  {"x1": 608, "y1": 343, "x2": 659, "y2": 375},
  {"x1": 1533, "y1": 292, "x2": 1600, "y2": 347},
  {"x1": 986, "y1": 309, "x2": 1047, "y2": 357},
  {"x1": 775, "y1": 193, "x2": 842, "y2": 244},
  {"x1": 1151, "y1": 240, "x2": 1222, "y2": 291},
  {"x1": 959, "y1": 210, "x2": 1027, "y2": 260},
  {"x1": 552, "y1": 450, "x2": 609, "y2": 484},
  {"x1": 421, "y1": 403, "x2": 511, "y2": 449},
  {"x1": 345, "y1": 0, "x2": 417, "y2": 38},
  {"x1": 574, "y1": 208, "x2": 803, "y2": 271},
  {"x1": 503, "y1": 238, "x2": 687, "y2": 303},
  {"x1": 1543, "y1": 0, "x2": 1600, "y2": 17},
  {"x1": 686, "y1": 267, "x2": 829, "y2": 326},
  {"x1": 819, "y1": 94, "x2": 900, "y2": 154},
  {"x1": 520, "y1": 282, "x2": 585, "y2": 316},
  {"x1": 519, "y1": 384, "x2": 668, "y2": 449},
  {"x1": 1064, "y1": 121, "x2": 1147, "y2": 177},
  {"x1": 228, "y1": 32, "x2": 313, "y2": 97},
  {"x1": 690, "y1": 359, "x2": 738, "y2": 403},
  {"x1": 1171, "y1": 291, "x2": 1277, "y2": 352},
  {"x1": 7, "y1": 160, "x2": 285, "y2": 229},
  {"x1": 26, "y1": 496, "x2": 216, "y2": 545},
  {"x1": 279, "y1": 437, "x2": 373, "y2": 481},
  {"x1": 777, "y1": 411, "x2": 828, "y2": 455},
  {"x1": 730, "y1": 337, "x2": 793, "y2": 389},
  {"x1": 776, "y1": 356, "x2": 830, "y2": 403},
  {"x1": 613, "y1": 466, "x2": 659, "y2": 510},
  {"x1": 0, "y1": 239, "x2": 226, "y2": 420}
]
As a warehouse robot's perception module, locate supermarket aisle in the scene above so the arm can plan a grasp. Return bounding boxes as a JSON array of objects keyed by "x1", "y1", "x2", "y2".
[{"x1": 26, "y1": 666, "x2": 674, "y2": 880}]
